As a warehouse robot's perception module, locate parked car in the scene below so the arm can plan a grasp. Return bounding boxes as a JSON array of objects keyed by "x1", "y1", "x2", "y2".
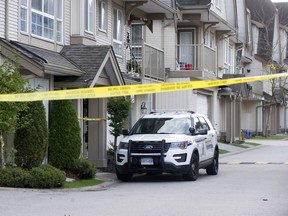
[{"x1": 115, "y1": 110, "x2": 219, "y2": 181}]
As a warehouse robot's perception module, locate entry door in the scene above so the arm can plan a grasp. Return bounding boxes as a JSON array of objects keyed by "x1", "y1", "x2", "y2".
[{"x1": 179, "y1": 31, "x2": 195, "y2": 67}]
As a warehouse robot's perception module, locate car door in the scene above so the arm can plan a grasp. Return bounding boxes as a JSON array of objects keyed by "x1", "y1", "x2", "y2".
[
  {"x1": 193, "y1": 117, "x2": 207, "y2": 162},
  {"x1": 198, "y1": 116, "x2": 215, "y2": 160}
]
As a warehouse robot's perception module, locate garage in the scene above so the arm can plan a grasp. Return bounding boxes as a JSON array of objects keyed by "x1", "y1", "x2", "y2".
[{"x1": 196, "y1": 93, "x2": 209, "y2": 116}]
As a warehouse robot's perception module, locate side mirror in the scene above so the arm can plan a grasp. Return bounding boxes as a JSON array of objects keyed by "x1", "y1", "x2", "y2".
[
  {"x1": 122, "y1": 129, "x2": 129, "y2": 136},
  {"x1": 189, "y1": 127, "x2": 196, "y2": 135}
]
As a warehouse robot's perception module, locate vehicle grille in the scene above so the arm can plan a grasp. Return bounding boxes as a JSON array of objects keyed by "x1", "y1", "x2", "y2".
[{"x1": 130, "y1": 141, "x2": 170, "y2": 153}]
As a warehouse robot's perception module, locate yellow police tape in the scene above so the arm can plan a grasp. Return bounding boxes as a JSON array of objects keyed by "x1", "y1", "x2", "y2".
[{"x1": 0, "y1": 73, "x2": 287, "y2": 102}]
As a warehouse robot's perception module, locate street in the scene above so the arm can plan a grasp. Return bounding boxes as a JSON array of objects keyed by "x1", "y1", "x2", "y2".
[{"x1": 1, "y1": 139, "x2": 288, "y2": 216}]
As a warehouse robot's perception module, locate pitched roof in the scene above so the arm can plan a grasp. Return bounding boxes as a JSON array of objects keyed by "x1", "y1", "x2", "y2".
[
  {"x1": 56, "y1": 45, "x2": 125, "y2": 87},
  {"x1": 6, "y1": 40, "x2": 83, "y2": 76}
]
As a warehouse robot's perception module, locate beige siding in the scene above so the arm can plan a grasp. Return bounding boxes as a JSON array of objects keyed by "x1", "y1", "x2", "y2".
[
  {"x1": 155, "y1": 78, "x2": 195, "y2": 110},
  {"x1": 64, "y1": 0, "x2": 71, "y2": 45},
  {"x1": 7, "y1": 0, "x2": 18, "y2": 41},
  {"x1": 96, "y1": 0, "x2": 112, "y2": 45},
  {"x1": 0, "y1": 0, "x2": 5, "y2": 38},
  {"x1": 164, "y1": 23, "x2": 176, "y2": 70},
  {"x1": 146, "y1": 21, "x2": 163, "y2": 49}
]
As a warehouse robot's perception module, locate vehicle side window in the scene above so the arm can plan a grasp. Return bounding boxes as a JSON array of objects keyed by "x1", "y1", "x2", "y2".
[
  {"x1": 199, "y1": 116, "x2": 210, "y2": 130},
  {"x1": 194, "y1": 117, "x2": 203, "y2": 130}
]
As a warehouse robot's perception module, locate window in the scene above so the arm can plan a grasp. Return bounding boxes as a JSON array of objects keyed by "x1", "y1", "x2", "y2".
[
  {"x1": 113, "y1": 8, "x2": 123, "y2": 56},
  {"x1": 199, "y1": 117, "x2": 210, "y2": 130},
  {"x1": 29, "y1": 0, "x2": 62, "y2": 42},
  {"x1": 20, "y1": 0, "x2": 28, "y2": 32},
  {"x1": 85, "y1": 0, "x2": 94, "y2": 33},
  {"x1": 246, "y1": 9, "x2": 252, "y2": 45},
  {"x1": 224, "y1": 40, "x2": 233, "y2": 74},
  {"x1": 215, "y1": 0, "x2": 222, "y2": 9},
  {"x1": 204, "y1": 31, "x2": 215, "y2": 49},
  {"x1": 99, "y1": 0, "x2": 107, "y2": 32},
  {"x1": 179, "y1": 30, "x2": 195, "y2": 68}
]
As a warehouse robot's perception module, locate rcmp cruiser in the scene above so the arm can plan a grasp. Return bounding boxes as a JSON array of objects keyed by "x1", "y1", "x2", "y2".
[{"x1": 115, "y1": 110, "x2": 219, "y2": 181}]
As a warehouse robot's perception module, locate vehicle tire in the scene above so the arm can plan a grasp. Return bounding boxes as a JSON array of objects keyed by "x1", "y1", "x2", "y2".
[
  {"x1": 116, "y1": 168, "x2": 132, "y2": 182},
  {"x1": 183, "y1": 153, "x2": 199, "y2": 181},
  {"x1": 206, "y1": 149, "x2": 219, "y2": 175}
]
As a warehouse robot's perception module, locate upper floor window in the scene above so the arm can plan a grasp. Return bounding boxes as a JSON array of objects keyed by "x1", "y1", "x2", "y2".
[
  {"x1": 113, "y1": 8, "x2": 123, "y2": 56},
  {"x1": 20, "y1": 0, "x2": 28, "y2": 33},
  {"x1": 215, "y1": 0, "x2": 222, "y2": 10},
  {"x1": 85, "y1": 0, "x2": 95, "y2": 33},
  {"x1": 204, "y1": 31, "x2": 215, "y2": 49},
  {"x1": 224, "y1": 39, "x2": 233, "y2": 74},
  {"x1": 246, "y1": 9, "x2": 252, "y2": 46},
  {"x1": 30, "y1": 0, "x2": 62, "y2": 43},
  {"x1": 99, "y1": 0, "x2": 107, "y2": 32}
]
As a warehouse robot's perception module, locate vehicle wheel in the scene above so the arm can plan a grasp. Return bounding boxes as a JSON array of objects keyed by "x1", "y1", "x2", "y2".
[
  {"x1": 116, "y1": 168, "x2": 132, "y2": 182},
  {"x1": 206, "y1": 149, "x2": 219, "y2": 175},
  {"x1": 183, "y1": 153, "x2": 199, "y2": 181}
]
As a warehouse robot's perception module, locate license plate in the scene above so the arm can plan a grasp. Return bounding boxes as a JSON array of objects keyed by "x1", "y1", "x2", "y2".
[{"x1": 141, "y1": 158, "x2": 153, "y2": 165}]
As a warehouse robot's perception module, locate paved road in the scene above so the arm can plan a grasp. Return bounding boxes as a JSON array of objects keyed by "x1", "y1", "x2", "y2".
[{"x1": 1, "y1": 139, "x2": 288, "y2": 216}]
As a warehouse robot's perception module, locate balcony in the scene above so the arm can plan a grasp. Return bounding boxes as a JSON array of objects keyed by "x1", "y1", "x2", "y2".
[
  {"x1": 128, "y1": 42, "x2": 165, "y2": 81},
  {"x1": 168, "y1": 44, "x2": 217, "y2": 80}
]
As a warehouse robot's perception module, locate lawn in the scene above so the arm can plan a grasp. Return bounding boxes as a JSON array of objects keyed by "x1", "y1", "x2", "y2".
[
  {"x1": 249, "y1": 135, "x2": 288, "y2": 140},
  {"x1": 64, "y1": 179, "x2": 104, "y2": 189}
]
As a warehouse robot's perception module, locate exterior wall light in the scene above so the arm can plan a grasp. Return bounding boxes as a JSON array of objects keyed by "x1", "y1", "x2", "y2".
[{"x1": 140, "y1": 102, "x2": 147, "y2": 114}]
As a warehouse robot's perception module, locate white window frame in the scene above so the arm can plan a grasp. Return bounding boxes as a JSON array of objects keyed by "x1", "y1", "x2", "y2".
[
  {"x1": 246, "y1": 9, "x2": 252, "y2": 46},
  {"x1": 99, "y1": 0, "x2": 107, "y2": 32},
  {"x1": 31, "y1": 0, "x2": 55, "y2": 41},
  {"x1": 113, "y1": 8, "x2": 123, "y2": 57},
  {"x1": 85, "y1": 0, "x2": 95, "y2": 33},
  {"x1": 215, "y1": 0, "x2": 222, "y2": 10},
  {"x1": 204, "y1": 31, "x2": 215, "y2": 49},
  {"x1": 20, "y1": 0, "x2": 28, "y2": 33},
  {"x1": 224, "y1": 40, "x2": 233, "y2": 74}
]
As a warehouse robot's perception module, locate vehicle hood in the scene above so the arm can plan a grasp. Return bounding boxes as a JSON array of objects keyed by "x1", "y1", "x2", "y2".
[{"x1": 120, "y1": 134, "x2": 193, "y2": 143}]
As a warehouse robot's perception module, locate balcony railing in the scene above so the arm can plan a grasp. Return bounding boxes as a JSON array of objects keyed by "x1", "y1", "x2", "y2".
[
  {"x1": 129, "y1": 43, "x2": 165, "y2": 81},
  {"x1": 176, "y1": 44, "x2": 216, "y2": 73}
]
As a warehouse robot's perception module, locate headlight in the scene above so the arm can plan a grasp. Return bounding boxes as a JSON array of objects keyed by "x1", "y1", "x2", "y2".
[
  {"x1": 118, "y1": 142, "x2": 128, "y2": 149},
  {"x1": 170, "y1": 141, "x2": 188, "y2": 149}
]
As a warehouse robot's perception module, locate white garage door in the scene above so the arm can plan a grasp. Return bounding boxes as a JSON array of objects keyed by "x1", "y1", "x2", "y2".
[{"x1": 197, "y1": 94, "x2": 208, "y2": 116}]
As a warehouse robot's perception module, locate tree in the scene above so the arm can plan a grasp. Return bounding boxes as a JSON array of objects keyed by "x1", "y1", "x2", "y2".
[
  {"x1": 48, "y1": 100, "x2": 82, "y2": 170},
  {"x1": 14, "y1": 101, "x2": 48, "y2": 169},
  {"x1": 0, "y1": 61, "x2": 31, "y2": 167},
  {"x1": 107, "y1": 97, "x2": 131, "y2": 153}
]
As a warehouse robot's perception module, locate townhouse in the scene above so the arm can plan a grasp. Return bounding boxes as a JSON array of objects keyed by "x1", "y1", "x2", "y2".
[
  {"x1": 0, "y1": 0, "x2": 287, "y2": 168},
  {"x1": 0, "y1": 0, "x2": 178, "y2": 168}
]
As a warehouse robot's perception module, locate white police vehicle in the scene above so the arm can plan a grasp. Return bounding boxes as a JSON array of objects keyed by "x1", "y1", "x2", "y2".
[{"x1": 115, "y1": 110, "x2": 219, "y2": 181}]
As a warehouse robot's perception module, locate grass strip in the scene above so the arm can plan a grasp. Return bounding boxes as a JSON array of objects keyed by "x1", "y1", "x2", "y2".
[{"x1": 64, "y1": 179, "x2": 103, "y2": 189}]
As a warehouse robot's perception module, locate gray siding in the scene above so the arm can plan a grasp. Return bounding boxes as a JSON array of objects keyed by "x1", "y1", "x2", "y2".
[
  {"x1": 7, "y1": 1, "x2": 18, "y2": 41},
  {"x1": 0, "y1": 0, "x2": 5, "y2": 38},
  {"x1": 64, "y1": 0, "x2": 71, "y2": 45}
]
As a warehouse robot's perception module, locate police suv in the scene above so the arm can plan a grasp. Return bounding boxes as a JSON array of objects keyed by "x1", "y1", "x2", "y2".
[{"x1": 115, "y1": 110, "x2": 219, "y2": 181}]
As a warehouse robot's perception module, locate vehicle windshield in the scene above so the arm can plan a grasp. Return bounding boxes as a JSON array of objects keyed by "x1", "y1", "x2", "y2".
[{"x1": 130, "y1": 117, "x2": 191, "y2": 135}]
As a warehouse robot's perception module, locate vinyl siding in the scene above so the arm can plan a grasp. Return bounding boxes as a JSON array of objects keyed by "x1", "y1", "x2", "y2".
[
  {"x1": 164, "y1": 22, "x2": 176, "y2": 70},
  {"x1": 0, "y1": 0, "x2": 5, "y2": 38},
  {"x1": 155, "y1": 78, "x2": 195, "y2": 110},
  {"x1": 7, "y1": 0, "x2": 18, "y2": 41},
  {"x1": 64, "y1": 0, "x2": 71, "y2": 45}
]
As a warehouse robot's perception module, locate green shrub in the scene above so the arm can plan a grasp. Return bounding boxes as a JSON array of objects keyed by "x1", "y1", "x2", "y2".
[
  {"x1": 0, "y1": 167, "x2": 32, "y2": 188},
  {"x1": 14, "y1": 101, "x2": 48, "y2": 169},
  {"x1": 48, "y1": 100, "x2": 81, "y2": 170},
  {"x1": 0, "y1": 165, "x2": 65, "y2": 188},
  {"x1": 67, "y1": 159, "x2": 96, "y2": 179}
]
